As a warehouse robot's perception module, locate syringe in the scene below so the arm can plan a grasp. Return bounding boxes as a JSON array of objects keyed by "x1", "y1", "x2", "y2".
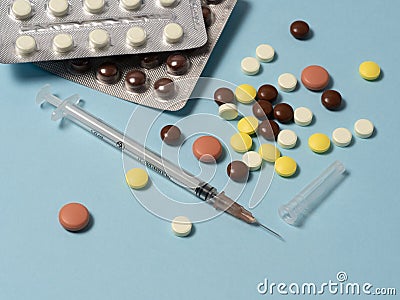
[{"x1": 37, "y1": 85, "x2": 282, "y2": 239}]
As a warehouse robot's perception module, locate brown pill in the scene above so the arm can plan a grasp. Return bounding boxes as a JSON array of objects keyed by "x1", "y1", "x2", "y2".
[
  {"x1": 154, "y1": 78, "x2": 175, "y2": 99},
  {"x1": 252, "y1": 100, "x2": 273, "y2": 120},
  {"x1": 273, "y1": 103, "x2": 294, "y2": 123},
  {"x1": 321, "y1": 90, "x2": 342, "y2": 110},
  {"x1": 160, "y1": 125, "x2": 181, "y2": 145},
  {"x1": 214, "y1": 87, "x2": 235, "y2": 106},
  {"x1": 257, "y1": 84, "x2": 278, "y2": 102},
  {"x1": 192, "y1": 136, "x2": 222, "y2": 163},
  {"x1": 206, "y1": 0, "x2": 223, "y2": 4},
  {"x1": 125, "y1": 70, "x2": 147, "y2": 92},
  {"x1": 202, "y1": 6, "x2": 213, "y2": 27},
  {"x1": 166, "y1": 54, "x2": 190, "y2": 76},
  {"x1": 227, "y1": 161, "x2": 249, "y2": 182},
  {"x1": 96, "y1": 62, "x2": 120, "y2": 84},
  {"x1": 290, "y1": 20, "x2": 310, "y2": 39},
  {"x1": 59, "y1": 203, "x2": 90, "y2": 232},
  {"x1": 258, "y1": 120, "x2": 280, "y2": 141},
  {"x1": 66, "y1": 59, "x2": 91, "y2": 74},
  {"x1": 140, "y1": 53, "x2": 162, "y2": 69}
]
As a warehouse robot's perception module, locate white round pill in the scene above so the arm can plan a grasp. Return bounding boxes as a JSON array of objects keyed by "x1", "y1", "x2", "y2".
[
  {"x1": 48, "y1": 0, "x2": 69, "y2": 17},
  {"x1": 332, "y1": 127, "x2": 352, "y2": 147},
  {"x1": 242, "y1": 151, "x2": 263, "y2": 171},
  {"x1": 53, "y1": 33, "x2": 74, "y2": 53},
  {"x1": 294, "y1": 107, "x2": 313, "y2": 126},
  {"x1": 120, "y1": 0, "x2": 141, "y2": 10},
  {"x1": 354, "y1": 119, "x2": 374, "y2": 138},
  {"x1": 278, "y1": 73, "x2": 297, "y2": 92},
  {"x1": 12, "y1": 0, "x2": 32, "y2": 20},
  {"x1": 126, "y1": 26, "x2": 147, "y2": 47},
  {"x1": 89, "y1": 29, "x2": 110, "y2": 49},
  {"x1": 15, "y1": 35, "x2": 36, "y2": 55},
  {"x1": 277, "y1": 129, "x2": 297, "y2": 149},
  {"x1": 219, "y1": 103, "x2": 238, "y2": 120},
  {"x1": 256, "y1": 44, "x2": 275, "y2": 62},
  {"x1": 171, "y1": 216, "x2": 192, "y2": 237},
  {"x1": 241, "y1": 57, "x2": 260, "y2": 76},
  {"x1": 159, "y1": 0, "x2": 177, "y2": 7},
  {"x1": 163, "y1": 23, "x2": 184, "y2": 44},
  {"x1": 83, "y1": 0, "x2": 105, "y2": 14}
]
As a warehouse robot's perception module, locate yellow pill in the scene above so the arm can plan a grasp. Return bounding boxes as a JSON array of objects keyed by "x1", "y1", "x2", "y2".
[
  {"x1": 259, "y1": 144, "x2": 281, "y2": 163},
  {"x1": 359, "y1": 61, "x2": 381, "y2": 81},
  {"x1": 235, "y1": 84, "x2": 256, "y2": 104},
  {"x1": 230, "y1": 132, "x2": 252, "y2": 153},
  {"x1": 125, "y1": 168, "x2": 149, "y2": 189},
  {"x1": 308, "y1": 133, "x2": 331, "y2": 153},
  {"x1": 275, "y1": 156, "x2": 297, "y2": 177},
  {"x1": 237, "y1": 116, "x2": 259, "y2": 135}
]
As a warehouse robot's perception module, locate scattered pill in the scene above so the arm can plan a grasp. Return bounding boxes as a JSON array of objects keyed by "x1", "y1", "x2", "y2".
[
  {"x1": 83, "y1": 0, "x2": 105, "y2": 14},
  {"x1": 89, "y1": 29, "x2": 110, "y2": 49},
  {"x1": 359, "y1": 61, "x2": 381, "y2": 81},
  {"x1": 219, "y1": 103, "x2": 238, "y2": 120},
  {"x1": 241, "y1": 57, "x2": 260, "y2": 75},
  {"x1": 126, "y1": 26, "x2": 147, "y2": 47},
  {"x1": 125, "y1": 70, "x2": 147, "y2": 92},
  {"x1": 171, "y1": 216, "x2": 192, "y2": 237},
  {"x1": 255, "y1": 44, "x2": 275, "y2": 62},
  {"x1": 321, "y1": 90, "x2": 342, "y2": 110},
  {"x1": 308, "y1": 133, "x2": 331, "y2": 153},
  {"x1": 160, "y1": 0, "x2": 177, "y2": 7},
  {"x1": 214, "y1": 87, "x2": 235, "y2": 106},
  {"x1": 277, "y1": 129, "x2": 298, "y2": 149},
  {"x1": 53, "y1": 33, "x2": 74, "y2": 53},
  {"x1": 258, "y1": 144, "x2": 281, "y2": 163},
  {"x1": 227, "y1": 161, "x2": 249, "y2": 182},
  {"x1": 278, "y1": 73, "x2": 297, "y2": 92},
  {"x1": 242, "y1": 151, "x2": 263, "y2": 171},
  {"x1": 120, "y1": 0, "x2": 142, "y2": 10},
  {"x1": 258, "y1": 120, "x2": 280, "y2": 141},
  {"x1": 230, "y1": 132, "x2": 252, "y2": 153},
  {"x1": 96, "y1": 62, "x2": 120, "y2": 84},
  {"x1": 235, "y1": 84, "x2": 256, "y2": 104},
  {"x1": 166, "y1": 53, "x2": 190, "y2": 76},
  {"x1": 294, "y1": 107, "x2": 313, "y2": 126},
  {"x1": 126, "y1": 168, "x2": 149, "y2": 189},
  {"x1": 154, "y1": 78, "x2": 175, "y2": 99},
  {"x1": 332, "y1": 127, "x2": 352, "y2": 147},
  {"x1": 192, "y1": 136, "x2": 222, "y2": 163},
  {"x1": 202, "y1": 6, "x2": 213, "y2": 27},
  {"x1": 252, "y1": 100, "x2": 273, "y2": 120},
  {"x1": 15, "y1": 35, "x2": 36, "y2": 55},
  {"x1": 163, "y1": 23, "x2": 184, "y2": 44},
  {"x1": 290, "y1": 20, "x2": 310, "y2": 39},
  {"x1": 257, "y1": 84, "x2": 278, "y2": 102},
  {"x1": 48, "y1": 0, "x2": 69, "y2": 17},
  {"x1": 301, "y1": 65, "x2": 330, "y2": 91},
  {"x1": 12, "y1": 0, "x2": 32, "y2": 20},
  {"x1": 160, "y1": 125, "x2": 181, "y2": 145},
  {"x1": 354, "y1": 119, "x2": 374, "y2": 138},
  {"x1": 237, "y1": 116, "x2": 259, "y2": 135},
  {"x1": 59, "y1": 202, "x2": 90, "y2": 232},
  {"x1": 275, "y1": 156, "x2": 297, "y2": 177},
  {"x1": 274, "y1": 103, "x2": 294, "y2": 123}
]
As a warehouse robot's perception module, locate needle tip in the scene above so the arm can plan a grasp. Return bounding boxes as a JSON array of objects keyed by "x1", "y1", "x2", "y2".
[{"x1": 255, "y1": 220, "x2": 284, "y2": 241}]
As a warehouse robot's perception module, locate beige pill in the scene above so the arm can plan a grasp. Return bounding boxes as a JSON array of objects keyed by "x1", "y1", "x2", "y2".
[
  {"x1": 120, "y1": 0, "x2": 141, "y2": 10},
  {"x1": 164, "y1": 23, "x2": 184, "y2": 43},
  {"x1": 83, "y1": 0, "x2": 105, "y2": 14},
  {"x1": 89, "y1": 29, "x2": 110, "y2": 49},
  {"x1": 15, "y1": 35, "x2": 36, "y2": 55},
  {"x1": 126, "y1": 26, "x2": 147, "y2": 47},
  {"x1": 12, "y1": 0, "x2": 32, "y2": 20},
  {"x1": 53, "y1": 33, "x2": 74, "y2": 53},
  {"x1": 48, "y1": 0, "x2": 69, "y2": 17},
  {"x1": 171, "y1": 216, "x2": 192, "y2": 237}
]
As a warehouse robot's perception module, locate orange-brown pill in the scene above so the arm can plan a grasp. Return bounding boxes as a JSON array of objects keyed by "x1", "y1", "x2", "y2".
[
  {"x1": 59, "y1": 202, "x2": 90, "y2": 232},
  {"x1": 192, "y1": 136, "x2": 223, "y2": 163}
]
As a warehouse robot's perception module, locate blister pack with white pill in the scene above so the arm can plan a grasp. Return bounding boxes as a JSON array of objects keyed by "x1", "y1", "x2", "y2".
[
  {"x1": 0, "y1": 0, "x2": 208, "y2": 63},
  {"x1": 36, "y1": 0, "x2": 237, "y2": 111}
]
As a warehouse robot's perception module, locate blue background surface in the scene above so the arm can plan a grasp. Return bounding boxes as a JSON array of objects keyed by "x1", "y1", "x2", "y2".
[{"x1": 1, "y1": 0, "x2": 399, "y2": 299}]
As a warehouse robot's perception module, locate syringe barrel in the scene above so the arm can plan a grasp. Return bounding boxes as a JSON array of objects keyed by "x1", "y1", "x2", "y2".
[{"x1": 279, "y1": 161, "x2": 346, "y2": 226}]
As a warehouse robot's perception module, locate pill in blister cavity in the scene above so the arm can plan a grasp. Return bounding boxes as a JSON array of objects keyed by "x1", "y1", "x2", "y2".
[
  {"x1": 126, "y1": 26, "x2": 147, "y2": 48},
  {"x1": 125, "y1": 70, "x2": 147, "y2": 92},
  {"x1": 11, "y1": 0, "x2": 32, "y2": 20},
  {"x1": 48, "y1": 0, "x2": 69, "y2": 17},
  {"x1": 140, "y1": 53, "x2": 162, "y2": 69},
  {"x1": 15, "y1": 35, "x2": 36, "y2": 55},
  {"x1": 202, "y1": 6, "x2": 213, "y2": 27},
  {"x1": 53, "y1": 33, "x2": 74, "y2": 53},
  {"x1": 166, "y1": 53, "x2": 190, "y2": 76},
  {"x1": 163, "y1": 23, "x2": 184, "y2": 43},
  {"x1": 120, "y1": 0, "x2": 142, "y2": 10},
  {"x1": 154, "y1": 78, "x2": 175, "y2": 99},
  {"x1": 89, "y1": 29, "x2": 110, "y2": 50},
  {"x1": 96, "y1": 62, "x2": 120, "y2": 84},
  {"x1": 83, "y1": 0, "x2": 105, "y2": 14},
  {"x1": 159, "y1": 0, "x2": 177, "y2": 7},
  {"x1": 66, "y1": 59, "x2": 91, "y2": 74}
]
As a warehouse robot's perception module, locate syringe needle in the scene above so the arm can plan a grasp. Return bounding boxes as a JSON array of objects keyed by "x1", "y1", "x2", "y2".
[{"x1": 255, "y1": 220, "x2": 284, "y2": 241}]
